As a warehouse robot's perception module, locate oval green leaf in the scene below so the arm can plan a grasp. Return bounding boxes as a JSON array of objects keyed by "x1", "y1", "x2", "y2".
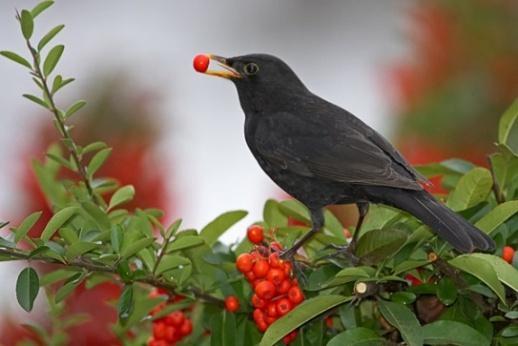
[
  {"x1": 475, "y1": 200, "x2": 518, "y2": 234},
  {"x1": 20, "y1": 10, "x2": 34, "y2": 40},
  {"x1": 167, "y1": 235, "x2": 204, "y2": 253},
  {"x1": 38, "y1": 24, "x2": 64, "y2": 51},
  {"x1": 16, "y1": 267, "x2": 39, "y2": 312},
  {"x1": 0, "y1": 51, "x2": 32, "y2": 69},
  {"x1": 43, "y1": 44, "x2": 64, "y2": 76},
  {"x1": 259, "y1": 295, "x2": 352, "y2": 346},
  {"x1": 108, "y1": 185, "x2": 135, "y2": 210},
  {"x1": 356, "y1": 228, "x2": 407, "y2": 265},
  {"x1": 14, "y1": 211, "x2": 42, "y2": 243},
  {"x1": 87, "y1": 148, "x2": 112, "y2": 179},
  {"x1": 64, "y1": 100, "x2": 86, "y2": 118},
  {"x1": 31, "y1": 1, "x2": 54, "y2": 18},
  {"x1": 328, "y1": 327, "x2": 384, "y2": 346},
  {"x1": 65, "y1": 241, "x2": 98, "y2": 259},
  {"x1": 447, "y1": 167, "x2": 492, "y2": 211},
  {"x1": 118, "y1": 284, "x2": 134, "y2": 324},
  {"x1": 378, "y1": 300, "x2": 422, "y2": 346},
  {"x1": 469, "y1": 253, "x2": 518, "y2": 293},
  {"x1": 449, "y1": 254, "x2": 506, "y2": 304},
  {"x1": 422, "y1": 320, "x2": 489, "y2": 346},
  {"x1": 498, "y1": 99, "x2": 518, "y2": 155},
  {"x1": 41, "y1": 207, "x2": 78, "y2": 241},
  {"x1": 200, "y1": 210, "x2": 247, "y2": 246}
]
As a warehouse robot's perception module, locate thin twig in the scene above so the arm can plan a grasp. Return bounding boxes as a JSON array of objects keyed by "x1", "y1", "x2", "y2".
[{"x1": 0, "y1": 247, "x2": 224, "y2": 306}]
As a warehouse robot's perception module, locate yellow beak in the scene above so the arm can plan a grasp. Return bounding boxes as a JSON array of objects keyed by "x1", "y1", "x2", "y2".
[{"x1": 204, "y1": 54, "x2": 241, "y2": 79}]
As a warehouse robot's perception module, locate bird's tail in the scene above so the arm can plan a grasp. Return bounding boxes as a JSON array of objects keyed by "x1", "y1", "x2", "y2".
[{"x1": 377, "y1": 188, "x2": 495, "y2": 253}]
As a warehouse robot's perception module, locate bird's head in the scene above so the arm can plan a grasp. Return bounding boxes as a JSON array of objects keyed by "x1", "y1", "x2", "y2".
[{"x1": 196, "y1": 53, "x2": 309, "y2": 113}]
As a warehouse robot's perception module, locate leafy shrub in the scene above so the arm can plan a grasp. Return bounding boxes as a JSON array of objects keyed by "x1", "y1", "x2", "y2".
[{"x1": 1, "y1": 2, "x2": 517, "y2": 345}]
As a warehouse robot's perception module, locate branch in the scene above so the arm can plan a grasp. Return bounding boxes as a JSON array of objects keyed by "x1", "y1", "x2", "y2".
[
  {"x1": 0, "y1": 247, "x2": 224, "y2": 306},
  {"x1": 21, "y1": 31, "x2": 96, "y2": 201}
]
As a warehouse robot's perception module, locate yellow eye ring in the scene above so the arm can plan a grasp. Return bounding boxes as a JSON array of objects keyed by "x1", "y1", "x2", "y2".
[{"x1": 243, "y1": 63, "x2": 259, "y2": 75}]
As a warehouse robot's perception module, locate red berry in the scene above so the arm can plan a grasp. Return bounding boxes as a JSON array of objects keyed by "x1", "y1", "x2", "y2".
[
  {"x1": 193, "y1": 54, "x2": 210, "y2": 73},
  {"x1": 255, "y1": 281, "x2": 276, "y2": 300},
  {"x1": 269, "y1": 253, "x2": 283, "y2": 268},
  {"x1": 283, "y1": 330, "x2": 297, "y2": 344},
  {"x1": 236, "y1": 253, "x2": 254, "y2": 273},
  {"x1": 253, "y1": 308, "x2": 265, "y2": 324},
  {"x1": 325, "y1": 316, "x2": 333, "y2": 328},
  {"x1": 288, "y1": 286, "x2": 304, "y2": 305},
  {"x1": 265, "y1": 315, "x2": 277, "y2": 325},
  {"x1": 225, "y1": 295, "x2": 240, "y2": 312},
  {"x1": 253, "y1": 259, "x2": 270, "y2": 278},
  {"x1": 276, "y1": 298, "x2": 293, "y2": 316},
  {"x1": 266, "y1": 302, "x2": 278, "y2": 317},
  {"x1": 252, "y1": 294, "x2": 266, "y2": 308},
  {"x1": 179, "y1": 318, "x2": 193, "y2": 336},
  {"x1": 502, "y1": 246, "x2": 515, "y2": 264},
  {"x1": 278, "y1": 279, "x2": 291, "y2": 294},
  {"x1": 245, "y1": 270, "x2": 256, "y2": 282},
  {"x1": 257, "y1": 320, "x2": 268, "y2": 332},
  {"x1": 404, "y1": 274, "x2": 422, "y2": 286},
  {"x1": 247, "y1": 224, "x2": 264, "y2": 244},
  {"x1": 153, "y1": 321, "x2": 167, "y2": 340},
  {"x1": 271, "y1": 242, "x2": 283, "y2": 251},
  {"x1": 164, "y1": 326, "x2": 178, "y2": 342},
  {"x1": 283, "y1": 261, "x2": 293, "y2": 276},
  {"x1": 267, "y1": 268, "x2": 286, "y2": 286},
  {"x1": 165, "y1": 311, "x2": 185, "y2": 326}
]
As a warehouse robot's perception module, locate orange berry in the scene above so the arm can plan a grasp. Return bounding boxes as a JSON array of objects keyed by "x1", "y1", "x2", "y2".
[
  {"x1": 267, "y1": 268, "x2": 286, "y2": 285},
  {"x1": 253, "y1": 259, "x2": 270, "y2": 278},
  {"x1": 276, "y1": 298, "x2": 293, "y2": 316},
  {"x1": 283, "y1": 262, "x2": 293, "y2": 276},
  {"x1": 247, "y1": 224, "x2": 265, "y2": 244},
  {"x1": 502, "y1": 246, "x2": 515, "y2": 264},
  {"x1": 253, "y1": 308, "x2": 265, "y2": 324},
  {"x1": 225, "y1": 295, "x2": 240, "y2": 312},
  {"x1": 255, "y1": 281, "x2": 276, "y2": 300},
  {"x1": 236, "y1": 253, "x2": 254, "y2": 273},
  {"x1": 245, "y1": 270, "x2": 256, "y2": 282},
  {"x1": 257, "y1": 320, "x2": 268, "y2": 332},
  {"x1": 288, "y1": 286, "x2": 304, "y2": 304},
  {"x1": 193, "y1": 54, "x2": 210, "y2": 73}
]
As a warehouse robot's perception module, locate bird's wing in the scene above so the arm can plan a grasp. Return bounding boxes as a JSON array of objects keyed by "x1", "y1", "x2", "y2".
[{"x1": 253, "y1": 112, "x2": 422, "y2": 190}]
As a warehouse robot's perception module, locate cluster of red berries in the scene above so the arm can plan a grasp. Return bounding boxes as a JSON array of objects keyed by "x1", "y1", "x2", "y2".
[
  {"x1": 236, "y1": 225, "x2": 305, "y2": 344},
  {"x1": 147, "y1": 289, "x2": 193, "y2": 346}
]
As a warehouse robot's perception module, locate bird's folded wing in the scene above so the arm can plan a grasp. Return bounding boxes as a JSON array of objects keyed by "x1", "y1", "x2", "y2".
[{"x1": 253, "y1": 112, "x2": 422, "y2": 191}]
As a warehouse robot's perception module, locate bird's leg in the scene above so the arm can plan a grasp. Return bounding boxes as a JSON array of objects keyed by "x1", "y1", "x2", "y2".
[
  {"x1": 349, "y1": 202, "x2": 369, "y2": 253},
  {"x1": 280, "y1": 209, "x2": 324, "y2": 261}
]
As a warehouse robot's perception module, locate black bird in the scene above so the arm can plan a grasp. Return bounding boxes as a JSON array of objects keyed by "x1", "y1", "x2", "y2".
[{"x1": 199, "y1": 53, "x2": 495, "y2": 258}]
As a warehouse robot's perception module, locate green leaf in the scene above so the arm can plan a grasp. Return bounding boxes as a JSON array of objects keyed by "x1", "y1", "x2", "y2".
[
  {"x1": 447, "y1": 168, "x2": 492, "y2": 211},
  {"x1": 263, "y1": 199, "x2": 287, "y2": 229},
  {"x1": 20, "y1": 10, "x2": 34, "y2": 40},
  {"x1": 259, "y1": 295, "x2": 352, "y2": 346},
  {"x1": 475, "y1": 201, "x2": 518, "y2": 234},
  {"x1": 52, "y1": 76, "x2": 74, "y2": 94},
  {"x1": 40, "y1": 268, "x2": 78, "y2": 286},
  {"x1": 155, "y1": 255, "x2": 191, "y2": 276},
  {"x1": 87, "y1": 148, "x2": 112, "y2": 179},
  {"x1": 41, "y1": 207, "x2": 78, "y2": 241},
  {"x1": 111, "y1": 226, "x2": 123, "y2": 253},
  {"x1": 0, "y1": 51, "x2": 32, "y2": 69},
  {"x1": 469, "y1": 253, "x2": 518, "y2": 293},
  {"x1": 82, "y1": 141, "x2": 107, "y2": 155},
  {"x1": 31, "y1": 1, "x2": 54, "y2": 18},
  {"x1": 200, "y1": 210, "x2": 247, "y2": 246},
  {"x1": 327, "y1": 327, "x2": 384, "y2": 346},
  {"x1": 449, "y1": 254, "x2": 506, "y2": 304},
  {"x1": 65, "y1": 241, "x2": 98, "y2": 259},
  {"x1": 118, "y1": 284, "x2": 134, "y2": 324},
  {"x1": 378, "y1": 300, "x2": 422, "y2": 346},
  {"x1": 437, "y1": 277, "x2": 457, "y2": 306},
  {"x1": 390, "y1": 291, "x2": 416, "y2": 305},
  {"x1": 355, "y1": 228, "x2": 407, "y2": 265},
  {"x1": 167, "y1": 235, "x2": 204, "y2": 253},
  {"x1": 14, "y1": 211, "x2": 42, "y2": 243},
  {"x1": 16, "y1": 267, "x2": 39, "y2": 312},
  {"x1": 498, "y1": 99, "x2": 518, "y2": 155},
  {"x1": 64, "y1": 100, "x2": 86, "y2": 118},
  {"x1": 55, "y1": 272, "x2": 84, "y2": 302},
  {"x1": 43, "y1": 44, "x2": 64, "y2": 76},
  {"x1": 23, "y1": 94, "x2": 48, "y2": 109},
  {"x1": 38, "y1": 24, "x2": 65, "y2": 52},
  {"x1": 120, "y1": 238, "x2": 154, "y2": 259},
  {"x1": 108, "y1": 185, "x2": 135, "y2": 210},
  {"x1": 422, "y1": 320, "x2": 489, "y2": 346}
]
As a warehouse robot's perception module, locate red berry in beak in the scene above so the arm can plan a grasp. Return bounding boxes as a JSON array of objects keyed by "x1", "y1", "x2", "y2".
[{"x1": 193, "y1": 54, "x2": 210, "y2": 73}]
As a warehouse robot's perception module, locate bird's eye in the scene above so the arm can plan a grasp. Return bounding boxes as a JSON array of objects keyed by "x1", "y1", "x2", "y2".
[{"x1": 243, "y1": 63, "x2": 259, "y2": 75}]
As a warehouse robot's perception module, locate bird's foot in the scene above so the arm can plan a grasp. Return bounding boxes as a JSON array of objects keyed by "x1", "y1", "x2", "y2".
[{"x1": 321, "y1": 243, "x2": 360, "y2": 266}]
